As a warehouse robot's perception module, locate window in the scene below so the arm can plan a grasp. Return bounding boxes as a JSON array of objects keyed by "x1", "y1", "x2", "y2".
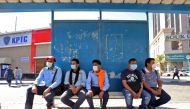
[
  {"x1": 153, "y1": 13, "x2": 160, "y2": 37},
  {"x1": 171, "y1": 14, "x2": 175, "y2": 28},
  {"x1": 54, "y1": 11, "x2": 100, "y2": 20},
  {"x1": 1, "y1": 65, "x2": 9, "y2": 70},
  {"x1": 165, "y1": 14, "x2": 169, "y2": 28},
  {"x1": 102, "y1": 12, "x2": 147, "y2": 20},
  {"x1": 188, "y1": 14, "x2": 190, "y2": 27},
  {"x1": 171, "y1": 41, "x2": 182, "y2": 50},
  {"x1": 174, "y1": 14, "x2": 180, "y2": 34}
]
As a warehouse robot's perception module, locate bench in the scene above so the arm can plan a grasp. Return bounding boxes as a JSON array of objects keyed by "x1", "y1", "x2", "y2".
[{"x1": 53, "y1": 92, "x2": 142, "y2": 109}]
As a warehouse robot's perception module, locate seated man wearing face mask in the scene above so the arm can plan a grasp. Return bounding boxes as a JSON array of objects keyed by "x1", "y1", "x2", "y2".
[
  {"x1": 142, "y1": 58, "x2": 171, "y2": 109},
  {"x1": 60, "y1": 58, "x2": 86, "y2": 109},
  {"x1": 121, "y1": 58, "x2": 151, "y2": 109},
  {"x1": 25, "y1": 56, "x2": 62, "y2": 109},
  {"x1": 86, "y1": 59, "x2": 110, "y2": 109}
]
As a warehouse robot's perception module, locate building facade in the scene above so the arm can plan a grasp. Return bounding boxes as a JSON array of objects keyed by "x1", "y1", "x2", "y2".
[
  {"x1": 0, "y1": 28, "x2": 51, "y2": 78},
  {"x1": 151, "y1": 13, "x2": 190, "y2": 72}
]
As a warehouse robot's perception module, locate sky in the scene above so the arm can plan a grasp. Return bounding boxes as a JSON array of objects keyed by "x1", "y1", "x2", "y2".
[
  {"x1": 0, "y1": 11, "x2": 153, "y2": 43},
  {"x1": 0, "y1": 12, "x2": 51, "y2": 33}
]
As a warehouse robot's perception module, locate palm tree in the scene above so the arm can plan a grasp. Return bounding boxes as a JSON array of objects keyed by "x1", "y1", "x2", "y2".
[{"x1": 155, "y1": 55, "x2": 167, "y2": 76}]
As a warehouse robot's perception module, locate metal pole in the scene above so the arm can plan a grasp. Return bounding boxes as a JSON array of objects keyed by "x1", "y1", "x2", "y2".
[
  {"x1": 188, "y1": 59, "x2": 190, "y2": 73},
  {"x1": 15, "y1": 16, "x2": 17, "y2": 31},
  {"x1": 146, "y1": 12, "x2": 150, "y2": 57},
  {"x1": 51, "y1": 10, "x2": 54, "y2": 56},
  {"x1": 98, "y1": 10, "x2": 102, "y2": 59}
]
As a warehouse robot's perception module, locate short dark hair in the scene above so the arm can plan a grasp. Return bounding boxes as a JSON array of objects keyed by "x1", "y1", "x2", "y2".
[
  {"x1": 71, "y1": 58, "x2": 80, "y2": 64},
  {"x1": 128, "y1": 58, "x2": 137, "y2": 63},
  {"x1": 92, "y1": 59, "x2": 101, "y2": 65},
  {"x1": 15, "y1": 67, "x2": 18, "y2": 69},
  {"x1": 145, "y1": 58, "x2": 155, "y2": 67}
]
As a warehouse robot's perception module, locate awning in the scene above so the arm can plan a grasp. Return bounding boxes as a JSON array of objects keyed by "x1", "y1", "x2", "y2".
[
  {"x1": 33, "y1": 56, "x2": 51, "y2": 59},
  {"x1": 0, "y1": 0, "x2": 189, "y2": 5},
  {"x1": 0, "y1": 58, "x2": 11, "y2": 64}
]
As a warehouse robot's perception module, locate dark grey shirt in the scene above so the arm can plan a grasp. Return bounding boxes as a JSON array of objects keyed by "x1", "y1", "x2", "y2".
[{"x1": 142, "y1": 67, "x2": 160, "y2": 88}]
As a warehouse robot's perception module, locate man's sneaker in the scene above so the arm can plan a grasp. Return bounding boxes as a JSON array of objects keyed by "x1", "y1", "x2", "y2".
[{"x1": 47, "y1": 105, "x2": 52, "y2": 109}]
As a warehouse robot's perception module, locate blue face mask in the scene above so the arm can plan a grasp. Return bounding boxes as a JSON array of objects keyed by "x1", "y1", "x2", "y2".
[{"x1": 130, "y1": 64, "x2": 137, "y2": 70}]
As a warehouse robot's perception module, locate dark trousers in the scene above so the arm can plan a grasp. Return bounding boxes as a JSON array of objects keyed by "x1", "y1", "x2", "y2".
[
  {"x1": 149, "y1": 89, "x2": 171, "y2": 107},
  {"x1": 25, "y1": 86, "x2": 55, "y2": 109},
  {"x1": 60, "y1": 89, "x2": 86, "y2": 109},
  {"x1": 6, "y1": 76, "x2": 12, "y2": 86},
  {"x1": 173, "y1": 73, "x2": 180, "y2": 80},
  {"x1": 86, "y1": 87, "x2": 109, "y2": 109},
  {"x1": 7, "y1": 79, "x2": 12, "y2": 86}
]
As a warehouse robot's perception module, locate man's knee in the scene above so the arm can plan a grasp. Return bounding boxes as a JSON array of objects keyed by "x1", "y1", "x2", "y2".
[
  {"x1": 60, "y1": 91, "x2": 71, "y2": 103},
  {"x1": 86, "y1": 93, "x2": 93, "y2": 100},
  {"x1": 78, "y1": 91, "x2": 86, "y2": 100},
  {"x1": 163, "y1": 93, "x2": 171, "y2": 102},
  {"x1": 103, "y1": 91, "x2": 109, "y2": 99},
  {"x1": 142, "y1": 91, "x2": 151, "y2": 102},
  {"x1": 44, "y1": 93, "x2": 54, "y2": 102},
  {"x1": 27, "y1": 87, "x2": 32, "y2": 94},
  {"x1": 123, "y1": 90, "x2": 132, "y2": 99},
  {"x1": 60, "y1": 95, "x2": 68, "y2": 103}
]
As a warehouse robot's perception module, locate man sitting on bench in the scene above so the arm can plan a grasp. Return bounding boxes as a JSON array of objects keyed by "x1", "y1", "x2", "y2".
[
  {"x1": 86, "y1": 59, "x2": 110, "y2": 109},
  {"x1": 142, "y1": 58, "x2": 171, "y2": 109},
  {"x1": 60, "y1": 58, "x2": 86, "y2": 109},
  {"x1": 25, "y1": 56, "x2": 62, "y2": 109},
  {"x1": 121, "y1": 58, "x2": 151, "y2": 109}
]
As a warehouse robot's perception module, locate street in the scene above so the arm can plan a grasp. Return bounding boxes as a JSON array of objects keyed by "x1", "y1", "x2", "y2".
[{"x1": 0, "y1": 77, "x2": 190, "y2": 109}]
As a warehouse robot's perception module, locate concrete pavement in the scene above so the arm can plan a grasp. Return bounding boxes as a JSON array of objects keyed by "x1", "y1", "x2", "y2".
[{"x1": 0, "y1": 77, "x2": 190, "y2": 109}]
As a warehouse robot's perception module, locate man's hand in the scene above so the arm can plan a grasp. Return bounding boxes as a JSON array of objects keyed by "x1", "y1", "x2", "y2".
[
  {"x1": 72, "y1": 88, "x2": 77, "y2": 94},
  {"x1": 99, "y1": 91, "x2": 104, "y2": 99},
  {"x1": 70, "y1": 85, "x2": 77, "y2": 94},
  {"x1": 131, "y1": 91, "x2": 138, "y2": 99},
  {"x1": 157, "y1": 88, "x2": 162, "y2": 96},
  {"x1": 32, "y1": 86, "x2": 38, "y2": 94},
  {"x1": 136, "y1": 92, "x2": 141, "y2": 99},
  {"x1": 43, "y1": 87, "x2": 51, "y2": 97},
  {"x1": 87, "y1": 90, "x2": 94, "y2": 97},
  {"x1": 152, "y1": 89, "x2": 160, "y2": 96}
]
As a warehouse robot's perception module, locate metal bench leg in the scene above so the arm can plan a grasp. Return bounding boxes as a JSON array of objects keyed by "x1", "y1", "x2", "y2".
[{"x1": 100, "y1": 98, "x2": 103, "y2": 109}]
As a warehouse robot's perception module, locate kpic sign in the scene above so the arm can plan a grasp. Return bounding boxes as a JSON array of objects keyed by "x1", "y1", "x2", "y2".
[{"x1": 0, "y1": 32, "x2": 32, "y2": 48}]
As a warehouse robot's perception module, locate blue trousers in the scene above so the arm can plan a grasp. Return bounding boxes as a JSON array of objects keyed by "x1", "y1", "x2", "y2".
[
  {"x1": 15, "y1": 75, "x2": 22, "y2": 85},
  {"x1": 122, "y1": 89, "x2": 151, "y2": 109}
]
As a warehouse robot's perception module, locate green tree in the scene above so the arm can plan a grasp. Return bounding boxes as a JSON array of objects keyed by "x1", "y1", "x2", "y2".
[{"x1": 155, "y1": 55, "x2": 167, "y2": 76}]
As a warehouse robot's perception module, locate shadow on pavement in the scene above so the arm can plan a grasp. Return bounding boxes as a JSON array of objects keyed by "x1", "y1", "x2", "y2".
[
  {"x1": 157, "y1": 107, "x2": 177, "y2": 109},
  {"x1": 9, "y1": 85, "x2": 22, "y2": 88},
  {"x1": 9, "y1": 84, "x2": 29, "y2": 88},
  {"x1": 58, "y1": 107, "x2": 177, "y2": 109},
  {"x1": 162, "y1": 78, "x2": 190, "y2": 86}
]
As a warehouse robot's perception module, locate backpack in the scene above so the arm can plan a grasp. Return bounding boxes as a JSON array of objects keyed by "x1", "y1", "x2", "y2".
[{"x1": 141, "y1": 68, "x2": 159, "y2": 78}]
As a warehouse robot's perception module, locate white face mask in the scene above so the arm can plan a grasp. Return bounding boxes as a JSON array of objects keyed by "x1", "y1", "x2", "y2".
[
  {"x1": 152, "y1": 64, "x2": 157, "y2": 69},
  {"x1": 71, "y1": 65, "x2": 77, "y2": 70},
  {"x1": 46, "y1": 62, "x2": 53, "y2": 68},
  {"x1": 93, "y1": 66, "x2": 99, "y2": 72},
  {"x1": 130, "y1": 64, "x2": 137, "y2": 71}
]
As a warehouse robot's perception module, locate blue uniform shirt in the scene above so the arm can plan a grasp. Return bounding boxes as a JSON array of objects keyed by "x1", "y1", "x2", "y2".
[
  {"x1": 86, "y1": 70, "x2": 110, "y2": 91},
  {"x1": 34, "y1": 66, "x2": 62, "y2": 89}
]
